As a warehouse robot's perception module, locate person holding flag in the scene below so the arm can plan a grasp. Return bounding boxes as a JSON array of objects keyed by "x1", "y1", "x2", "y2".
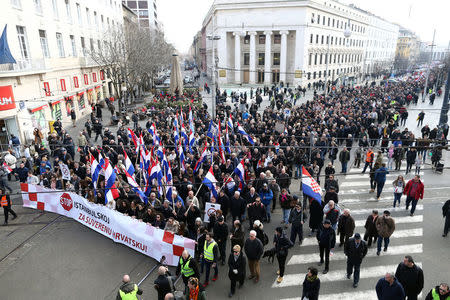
[
  {"x1": 236, "y1": 122, "x2": 254, "y2": 145},
  {"x1": 202, "y1": 166, "x2": 218, "y2": 199}
]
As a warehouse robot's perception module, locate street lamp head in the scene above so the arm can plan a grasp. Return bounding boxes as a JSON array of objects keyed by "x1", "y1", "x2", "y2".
[{"x1": 344, "y1": 29, "x2": 351, "y2": 38}]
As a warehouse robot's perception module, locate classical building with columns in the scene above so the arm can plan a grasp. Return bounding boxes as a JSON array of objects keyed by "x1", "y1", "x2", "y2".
[{"x1": 198, "y1": 0, "x2": 399, "y2": 87}]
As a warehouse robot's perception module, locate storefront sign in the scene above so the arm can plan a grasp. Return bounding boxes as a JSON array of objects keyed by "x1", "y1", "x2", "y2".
[{"x1": 0, "y1": 85, "x2": 17, "y2": 111}]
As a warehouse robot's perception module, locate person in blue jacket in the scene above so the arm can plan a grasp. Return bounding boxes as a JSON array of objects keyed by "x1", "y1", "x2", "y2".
[
  {"x1": 374, "y1": 163, "x2": 389, "y2": 200},
  {"x1": 259, "y1": 183, "x2": 273, "y2": 223},
  {"x1": 376, "y1": 272, "x2": 405, "y2": 300}
]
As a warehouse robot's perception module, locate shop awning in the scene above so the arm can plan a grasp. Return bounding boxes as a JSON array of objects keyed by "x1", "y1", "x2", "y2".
[
  {"x1": 50, "y1": 99, "x2": 62, "y2": 105},
  {"x1": 30, "y1": 104, "x2": 47, "y2": 113}
]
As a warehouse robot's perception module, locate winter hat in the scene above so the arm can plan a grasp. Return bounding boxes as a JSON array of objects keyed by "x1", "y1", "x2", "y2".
[
  {"x1": 354, "y1": 233, "x2": 361, "y2": 240},
  {"x1": 253, "y1": 220, "x2": 263, "y2": 229}
]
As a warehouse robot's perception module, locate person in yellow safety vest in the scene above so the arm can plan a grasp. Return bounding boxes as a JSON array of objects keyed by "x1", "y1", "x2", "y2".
[
  {"x1": 362, "y1": 148, "x2": 374, "y2": 174},
  {"x1": 116, "y1": 274, "x2": 143, "y2": 300},
  {"x1": 201, "y1": 232, "x2": 219, "y2": 287},
  {"x1": 176, "y1": 250, "x2": 200, "y2": 295},
  {"x1": 1, "y1": 188, "x2": 17, "y2": 226},
  {"x1": 425, "y1": 283, "x2": 449, "y2": 300}
]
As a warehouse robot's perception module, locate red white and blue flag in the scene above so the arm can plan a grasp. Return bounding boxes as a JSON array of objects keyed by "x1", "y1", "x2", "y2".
[
  {"x1": 123, "y1": 149, "x2": 135, "y2": 177},
  {"x1": 125, "y1": 169, "x2": 148, "y2": 204},
  {"x1": 193, "y1": 143, "x2": 208, "y2": 173},
  {"x1": 301, "y1": 166, "x2": 322, "y2": 204},
  {"x1": 203, "y1": 166, "x2": 218, "y2": 199},
  {"x1": 103, "y1": 157, "x2": 120, "y2": 204},
  {"x1": 233, "y1": 159, "x2": 245, "y2": 191},
  {"x1": 237, "y1": 122, "x2": 254, "y2": 145}
]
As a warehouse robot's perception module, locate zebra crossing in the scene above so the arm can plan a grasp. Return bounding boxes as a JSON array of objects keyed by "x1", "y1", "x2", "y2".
[{"x1": 274, "y1": 161, "x2": 425, "y2": 299}]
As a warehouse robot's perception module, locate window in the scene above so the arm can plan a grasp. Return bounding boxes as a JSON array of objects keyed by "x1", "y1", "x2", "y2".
[
  {"x1": 52, "y1": 0, "x2": 59, "y2": 18},
  {"x1": 258, "y1": 53, "x2": 265, "y2": 66},
  {"x1": 316, "y1": 35, "x2": 319, "y2": 43},
  {"x1": 92, "y1": 72, "x2": 97, "y2": 82},
  {"x1": 127, "y1": 1, "x2": 137, "y2": 9},
  {"x1": 34, "y1": 0, "x2": 42, "y2": 14},
  {"x1": 314, "y1": 53, "x2": 317, "y2": 65},
  {"x1": 313, "y1": 72, "x2": 316, "y2": 79},
  {"x1": 318, "y1": 71, "x2": 321, "y2": 78},
  {"x1": 273, "y1": 53, "x2": 280, "y2": 65},
  {"x1": 101, "y1": 15, "x2": 104, "y2": 29},
  {"x1": 65, "y1": 0, "x2": 72, "y2": 23},
  {"x1": 308, "y1": 53, "x2": 312, "y2": 65},
  {"x1": 307, "y1": 72, "x2": 311, "y2": 80},
  {"x1": 80, "y1": 37, "x2": 86, "y2": 55},
  {"x1": 84, "y1": 74, "x2": 89, "y2": 85},
  {"x1": 138, "y1": 0, "x2": 148, "y2": 8},
  {"x1": 332, "y1": 19, "x2": 335, "y2": 27},
  {"x1": 327, "y1": 17, "x2": 330, "y2": 26},
  {"x1": 310, "y1": 34, "x2": 313, "y2": 43},
  {"x1": 90, "y1": 38, "x2": 94, "y2": 52},
  {"x1": 100, "y1": 70, "x2": 105, "y2": 80},
  {"x1": 60, "y1": 79, "x2": 66, "y2": 91},
  {"x1": 70, "y1": 35, "x2": 76, "y2": 56},
  {"x1": 39, "y1": 30, "x2": 50, "y2": 58},
  {"x1": 273, "y1": 34, "x2": 281, "y2": 44},
  {"x1": 326, "y1": 36, "x2": 329, "y2": 45},
  {"x1": 56, "y1": 33, "x2": 65, "y2": 57},
  {"x1": 317, "y1": 14, "x2": 320, "y2": 24},
  {"x1": 259, "y1": 35, "x2": 265, "y2": 44},
  {"x1": 243, "y1": 53, "x2": 249, "y2": 66},
  {"x1": 321, "y1": 35, "x2": 324, "y2": 44},
  {"x1": 43, "y1": 82, "x2": 51, "y2": 96},
  {"x1": 319, "y1": 54, "x2": 323, "y2": 64},
  {"x1": 11, "y1": 0, "x2": 21, "y2": 8},
  {"x1": 138, "y1": 10, "x2": 149, "y2": 17},
  {"x1": 86, "y1": 8, "x2": 90, "y2": 25},
  {"x1": 94, "y1": 11, "x2": 98, "y2": 28},
  {"x1": 16, "y1": 26, "x2": 29, "y2": 59},
  {"x1": 73, "y1": 76, "x2": 79, "y2": 88},
  {"x1": 331, "y1": 36, "x2": 333, "y2": 45},
  {"x1": 244, "y1": 35, "x2": 250, "y2": 44},
  {"x1": 97, "y1": 40, "x2": 101, "y2": 52},
  {"x1": 311, "y1": 13, "x2": 315, "y2": 23},
  {"x1": 76, "y1": 3, "x2": 82, "y2": 25}
]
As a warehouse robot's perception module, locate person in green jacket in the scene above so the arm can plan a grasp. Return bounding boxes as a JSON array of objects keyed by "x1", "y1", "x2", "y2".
[
  {"x1": 425, "y1": 283, "x2": 449, "y2": 300},
  {"x1": 116, "y1": 274, "x2": 143, "y2": 300}
]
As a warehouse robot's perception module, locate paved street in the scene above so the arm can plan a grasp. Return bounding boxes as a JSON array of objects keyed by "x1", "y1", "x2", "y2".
[{"x1": 0, "y1": 84, "x2": 448, "y2": 299}]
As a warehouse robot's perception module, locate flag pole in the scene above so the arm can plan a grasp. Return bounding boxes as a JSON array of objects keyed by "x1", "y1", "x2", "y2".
[{"x1": 300, "y1": 164, "x2": 304, "y2": 224}]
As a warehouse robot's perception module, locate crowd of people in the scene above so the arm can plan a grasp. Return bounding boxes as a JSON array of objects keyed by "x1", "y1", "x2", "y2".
[{"x1": 1, "y1": 73, "x2": 449, "y2": 300}]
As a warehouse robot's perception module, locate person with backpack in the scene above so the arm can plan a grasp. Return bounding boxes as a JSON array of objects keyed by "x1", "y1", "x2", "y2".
[
  {"x1": 244, "y1": 230, "x2": 264, "y2": 283},
  {"x1": 289, "y1": 201, "x2": 307, "y2": 245},
  {"x1": 252, "y1": 220, "x2": 269, "y2": 247},
  {"x1": 274, "y1": 227, "x2": 294, "y2": 283}
]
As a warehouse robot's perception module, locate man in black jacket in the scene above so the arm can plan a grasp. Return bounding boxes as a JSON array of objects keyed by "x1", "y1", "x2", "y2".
[
  {"x1": 316, "y1": 219, "x2": 336, "y2": 274},
  {"x1": 344, "y1": 233, "x2": 368, "y2": 288},
  {"x1": 395, "y1": 255, "x2": 424, "y2": 300},
  {"x1": 247, "y1": 197, "x2": 267, "y2": 227},
  {"x1": 442, "y1": 199, "x2": 450, "y2": 237},
  {"x1": 288, "y1": 202, "x2": 307, "y2": 245},
  {"x1": 116, "y1": 274, "x2": 143, "y2": 300},
  {"x1": 213, "y1": 216, "x2": 229, "y2": 265},
  {"x1": 154, "y1": 266, "x2": 175, "y2": 300}
]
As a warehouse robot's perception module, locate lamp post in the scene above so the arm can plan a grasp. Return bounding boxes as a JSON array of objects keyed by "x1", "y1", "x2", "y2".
[{"x1": 206, "y1": 33, "x2": 221, "y2": 119}]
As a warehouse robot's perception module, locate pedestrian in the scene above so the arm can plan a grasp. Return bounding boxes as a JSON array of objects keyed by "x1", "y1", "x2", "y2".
[
  {"x1": 442, "y1": 199, "x2": 450, "y2": 237},
  {"x1": 415, "y1": 154, "x2": 422, "y2": 175},
  {"x1": 259, "y1": 183, "x2": 273, "y2": 223},
  {"x1": 176, "y1": 250, "x2": 200, "y2": 296},
  {"x1": 323, "y1": 200, "x2": 340, "y2": 230},
  {"x1": 375, "y1": 272, "x2": 405, "y2": 300},
  {"x1": 288, "y1": 201, "x2": 306, "y2": 245},
  {"x1": 229, "y1": 220, "x2": 244, "y2": 250},
  {"x1": 417, "y1": 111, "x2": 425, "y2": 127},
  {"x1": 301, "y1": 267, "x2": 320, "y2": 300},
  {"x1": 316, "y1": 219, "x2": 336, "y2": 274},
  {"x1": 405, "y1": 148, "x2": 417, "y2": 174},
  {"x1": 280, "y1": 188, "x2": 294, "y2": 225},
  {"x1": 201, "y1": 232, "x2": 219, "y2": 287},
  {"x1": 308, "y1": 197, "x2": 323, "y2": 236},
  {"x1": 374, "y1": 163, "x2": 389, "y2": 200},
  {"x1": 363, "y1": 210, "x2": 379, "y2": 247},
  {"x1": 337, "y1": 209, "x2": 355, "y2": 247},
  {"x1": 244, "y1": 230, "x2": 264, "y2": 283},
  {"x1": 339, "y1": 147, "x2": 350, "y2": 173},
  {"x1": 9, "y1": 134, "x2": 21, "y2": 158},
  {"x1": 274, "y1": 226, "x2": 293, "y2": 283},
  {"x1": 70, "y1": 108, "x2": 76, "y2": 127},
  {"x1": 375, "y1": 210, "x2": 395, "y2": 256},
  {"x1": 1, "y1": 188, "x2": 17, "y2": 226},
  {"x1": 0, "y1": 166, "x2": 13, "y2": 192},
  {"x1": 227, "y1": 245, "x2": 246, "y2": 298},
  {"x1": 187, "y1": 277, "x2": 207, "y2": 300},
  {"x1": 344, "y1": 233, "x2": 368, "y2": 288},
  {"x1": 154, "y1": 266, "x2": 176, "y2": 300},
  {"x1": 213, "y1": 216, "x2": 228, "y2": 265},
  {"x1": 393, "y1": 144, "x2": 403, "y2": 171},
  {"x1": 247, "y1": 197, "x2": 267, "y2": 229},
  {"x1": 392, "y1": 176, "x2": 405, "y2": 208},
  {"x1": 116, "y1": 274, "x2": 143, "y2": 300},
  {"x1": 403, "y1": 175, "x2": 424, "y2": 216},
  {"x1": 361, "y1": 148, "x2": 374, "y2": 173},
  {"x1": 395, "y1": 255, "x2": 424, "y2": 300},
  {"x1": 132, "y1": 111, "x2": 139, "y2": 130},
  {"x1": 424, "y1": 283, "x2": 449, "y2": 300}
]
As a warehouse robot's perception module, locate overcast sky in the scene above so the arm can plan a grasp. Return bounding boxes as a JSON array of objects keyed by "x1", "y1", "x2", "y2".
[{"x1": 158, "y1": 0, "x2": 450, "y2": 54}]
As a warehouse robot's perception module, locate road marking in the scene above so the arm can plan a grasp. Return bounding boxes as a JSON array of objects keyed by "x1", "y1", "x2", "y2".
[
  {"x1": 345, "y1": 205, "x2": 423, "y2": 215},
  {"x1": 354, "y1": 215, "x2": 422, "y2": 227},
  {"x1": 272, "y1": 263, "x2": 422, "y2": 288},
  {"x1": 280, "y1": 290, "x2": 377, "y2": 300},
  {"x1": 288, "y1": 244, "x2": 422, "y2": 265},
  {"x1": 344, "y1": 172, "x2": 423, "y2": 180},
  {"x1": 300, "y1": 228, "x2": 422, "y2": 247}
]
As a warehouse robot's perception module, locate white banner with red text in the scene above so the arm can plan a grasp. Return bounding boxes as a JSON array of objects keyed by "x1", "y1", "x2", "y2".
[{"x1": 20, "y1": 184, "x2": 195, "y2": 266}]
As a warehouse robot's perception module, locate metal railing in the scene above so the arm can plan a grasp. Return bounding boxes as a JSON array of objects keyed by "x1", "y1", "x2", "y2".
[{"x1": 0, "y1": 58, "x2": 46, "y2": 73}]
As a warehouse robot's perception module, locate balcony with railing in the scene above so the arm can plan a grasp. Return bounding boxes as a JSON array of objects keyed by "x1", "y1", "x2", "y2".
[{"x1": 0, "y1": 58, "x2": 47, "y2": 76}]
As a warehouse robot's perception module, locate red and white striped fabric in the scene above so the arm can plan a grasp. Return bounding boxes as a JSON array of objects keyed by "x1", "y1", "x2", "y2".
[{"x1": 20, "y1": 184, "x2": 195, "y2": 266}]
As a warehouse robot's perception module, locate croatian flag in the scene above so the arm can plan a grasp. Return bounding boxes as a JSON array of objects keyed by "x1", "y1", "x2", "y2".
[
  {"x1": 193, "y1": 143, "x2": 208, "y2": 173},
  {"x1": 227, "y1": 114, "x2": 234, "y2": 132},
  {"x1": 237, "y1": 122, "x2": 254, "y2": 145},
  {"x1": 284, "y1": 127, "x2": 288, "y2": 136},
  {"x1": 165, "y1": 162, "x2": 178, "y2": 204},
  {"x1": 103, "y1": 158, "x2": 120, "y2": 205},
  {"x1": 173, "y1": 125, "x2": 179, "y2": 147},
  {"x1": 217, "y1": 120, "x2": 226, "y2": 163},
  {"x1": 2, "y1": 162, "x2": 12, "y2": 174},
  {"x1": 127, "y1": 128, "x2": 139, "y2": 152},
  {"x1": 225, "y1": 122, "x2": 231, "y2": 153},
  {"x1": 179, "y1": 141, "x2": 186, "y2": 172},
  {"x1": 123, "y1": 149, "x2": 135, "y2": 177},
  {"x1": 301, "y1": 166, "x2": 322, "y2": 204},
  {"x1": 180, "y1": 123, "x2": 189, "y2": 148},
  {"x1": 125, "y1": 169, "x2": 148, "y2": 204},
  {"x1": 233, "y1": 159, "x2": 245, "y2": 191},
  {"x1": 90, "y1": 153, "x2": 104, "y2": 195},
  {"x1": 188, "y1": 129, "x2": 196, "y2": 154},
  {"x1": 203, "y1": 166, "x2": 218, "y2": 199}
]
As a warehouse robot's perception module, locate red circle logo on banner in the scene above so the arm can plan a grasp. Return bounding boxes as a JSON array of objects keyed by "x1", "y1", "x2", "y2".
[{"x1": 60, "y1": 193, "x2": 73, "y2": 211}]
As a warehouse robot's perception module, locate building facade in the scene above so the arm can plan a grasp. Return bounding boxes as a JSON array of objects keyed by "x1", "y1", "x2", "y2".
[
  {"x1": 121, "y1": 0, "x2": 159, "y2": 31},
  {"x1": 0, "y1": 0, "x2": 123, "y2": 148},
  {"x1": 199, "y1": 0, "x2": 399, "y2": 87},
  {"x1": 395, "y1": 28, "x2": 421, "y2": 61}
]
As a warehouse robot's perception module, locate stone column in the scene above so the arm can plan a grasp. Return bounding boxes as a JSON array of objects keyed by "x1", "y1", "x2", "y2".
[
  {"x1": 217, "y1": 30, "x2": 228, "y2": 85},
  {"x1": 233, "y1": 32, "x2": 243, "y2": 84},
  {"x1": 293, "y1": 29, "x2": 305, "y2": 86},
  {"x1": 280, "y1": 30, "x2": 289, "y2": 83},
  {"x1": 248, "y1": 31, "x2": 257, "y2": 84},
  {"x1": 264, "y1": 30, "x2": 272, "y2": 84}
]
